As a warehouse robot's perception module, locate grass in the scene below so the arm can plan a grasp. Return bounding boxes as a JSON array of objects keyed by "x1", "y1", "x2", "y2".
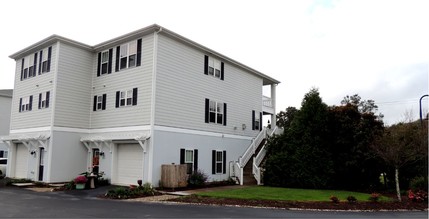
[{"x1": 197, "y1": 186, "x2": 391, "y2": 202}]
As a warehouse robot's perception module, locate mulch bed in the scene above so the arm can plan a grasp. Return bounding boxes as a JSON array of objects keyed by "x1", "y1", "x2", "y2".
[{"x1": 170, "y1": 195, "x2": 428, "y2": 211}]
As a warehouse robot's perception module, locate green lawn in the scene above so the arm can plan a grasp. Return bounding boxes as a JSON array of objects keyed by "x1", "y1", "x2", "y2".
[{"x1": 197, "y1": 186, "x2": 391, "y2": 202}]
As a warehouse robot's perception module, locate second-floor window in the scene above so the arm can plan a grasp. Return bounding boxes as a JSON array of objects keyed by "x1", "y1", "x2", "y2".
[
  {"x1": 115, "y1": 39, "x2": 142, "y2": 71},
  {"x1": 204, "y1": 55, "x2": 224, "y2": 80},
  {"x1": 93, "y1": 94, "x2": 106, "y2": 111},
  {"x1": 38, "y1": 91, "x2": 50, "y2": 109},
  {"x1": 19, "y1": 95, "x2": 33, "y2": 112},
  {"x1": 97, "y1": 49, "x2": 113, "y2": 76},
  {"x1": 115, "y1": 88, "x2": 138, "y2": 108},
  {"x1": 205, "y1": 98, "x2": 227, "y2": 126}
]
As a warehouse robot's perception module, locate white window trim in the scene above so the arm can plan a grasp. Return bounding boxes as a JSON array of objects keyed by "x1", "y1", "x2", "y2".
[
  {"x1": 100, "y1": 50, "x2": 109, "y2": 75},
  {"x1": 21, "y1": 96, "x2": 30, "y2": 112},
  {"x1": 41, "y1": 47, "x2": 49, "y2": 73},
  {"x1": 96, "y1": 95, "x2": 103, "y2": 110},
  {"x1": 40, "y1": 92, "x2": 48, "y2": 109},
  {"x1": 209, "y1": 100, "x2": 223, "y2": 124},
  {"x1": 119, "y1": 41, "x2": 137, "y2": 70},
  {"x1": 119, "y1": 89, "x2": 133, "y2": 107},
  {"x1": 208, "y1": 57, "x2": 221, "y2": 78},
  {"x1": 215, "y1": 150, "x2": 224, "y2": 174}
]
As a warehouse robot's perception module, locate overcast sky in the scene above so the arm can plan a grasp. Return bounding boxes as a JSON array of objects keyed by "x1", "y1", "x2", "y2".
[{"x1": 0, "y1": 0, "x2": 427, "y2": 125}]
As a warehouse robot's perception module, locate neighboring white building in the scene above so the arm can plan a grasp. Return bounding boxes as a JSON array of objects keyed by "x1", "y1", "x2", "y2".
[
  {"x1": 0, "y1": 89, "x2": 12, "y2": 158},
  {"x1": 1, "y1": 24, "x2": 279, "y2": 186}
]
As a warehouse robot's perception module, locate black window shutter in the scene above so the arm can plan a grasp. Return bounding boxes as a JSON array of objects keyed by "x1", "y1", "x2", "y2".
[
  {"x1": 102, "y1": 94, "x2": 107, "y2": 110},
  {"x1": 205, "y1": 98, "x2": 209, "y2": 123},
  {"x1": 19, "y1": 98, "x2": 22, "y2": 112},
  {"x1": 223, "y1": 103, "x2": 227, "y2": 126},
  {"x1": 46, "y1": 91, "x2": 50, "y2": 108},
  {"x1": 115, "y1": 46, "x2": 120, "y2": 72},
  {"x1": 194, "y1": 149, "x2": 198, "y2": 171},
  {"x1": 212, "y1": 150, "x2": 216, "y2": 174},
  {"x1": 252, "y1": 110, "x2": 255, "y2": 130},
  {"x1": 21, "y1": 59, "x2": 24, "y2": 81},
  {"x1": 38, "y1": 93, "x2": 42, "y2": 109},
  {"x1": 180, "y1": 149, "x2": 185, "y2": 164},
  {"x1": 33, "y1": 53, "x2": 38, "y2": 77},
  {"x1": 132, "y1": 88, "x2": 138, "y2": 106},
  {"x1": 223, "y1": 151, "x2": 226, "y2": 174},
  {"x1": 115, "y1": 91, "x2": 120, "y2": 108},
  {"x1": 93, "y1": 96, "x2": 97, "y2": 111},
  {"x1": 136, "y1": 39, "x2": 142, "y2": 67},
  {"x1": 29, "y1": 95, "x2": 33, "y2": 111},
  {"x1": 108, "y1": 48, "x2": 113, "y2": 74},
  {"x1": 260, "y1": 112, "x2": 263, "y2": 131},
  {"x1": 38, "y1": 50, "x2": 43, "y2": 74},
  {"x1": 97, "y1": 52, "x2": 101, "y2": 77},
  {"x1": 47, "y1": 47, "x2": 52, "y2": 72},
  {"x1": 204, "y1": 55, "x2": 208, "y2": 75},
  {"x1": 221, "y1": 62, "x2": 224, "y2": 80}
]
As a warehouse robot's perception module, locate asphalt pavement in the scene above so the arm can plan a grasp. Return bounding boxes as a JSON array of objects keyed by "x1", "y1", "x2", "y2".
[{"x1": 0, "y1": 186, "x2": 427, "y2": 218}]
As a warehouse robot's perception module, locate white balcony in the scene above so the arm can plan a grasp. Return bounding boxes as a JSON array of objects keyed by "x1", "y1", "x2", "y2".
[{"x1": 262, "y1": 96, "x2": 274, "y2": 115}]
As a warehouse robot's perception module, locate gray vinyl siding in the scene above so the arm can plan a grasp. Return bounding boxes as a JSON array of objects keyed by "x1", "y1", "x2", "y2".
[
  {"x1": 10, "y1": 44, "x2": 56, "y2": 130},
  {"x1": 155, "y1": 34, "x2": 262, "y2": 137},
  {"x1": 54, "y1": 42, "x2": 93, "y2": 128},
  {"x1": 90, "y1": 34, "x2": 154, "y2": 129}
]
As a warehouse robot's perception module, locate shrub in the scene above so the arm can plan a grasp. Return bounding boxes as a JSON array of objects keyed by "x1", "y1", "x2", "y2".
[
  {"x1": 64, "y1": 180, "x2": 75, "y2": 190},
  {"x1": 347, "y1": 195, "x2": 357, "y2": 203},
  {"x1": 106, "y1": 187, "x2": 132, "y2": 199},
  {"x1": 408, "y1": 189, "x2": 428, "y2": 202},
  {"x1": 96, "y1": 178, "x2": 110, "y2": 187},
  {"x1": 105, "y1": 183, "x2": 156, "y2": 199},
  {"x1": 410, "y1": 176, "x2": 428, "y2": 191},
  {"x1": 329, "y1": 195, "x2": 340, "y2": 203},
  {"x1": 188, "y1": 169, "x2": 208, "y2": 187},
  {"x1": 369, "y1": 193, "x2": 380, "y2": 202},
  {"x1": 74, "y1": 175, "x2": 88, "y2": 184}
]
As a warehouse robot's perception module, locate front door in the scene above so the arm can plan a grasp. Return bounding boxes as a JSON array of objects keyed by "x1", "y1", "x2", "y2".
[
  {"x1": 92, "y1": 149, "x2": 100, "y2": 174},
  {"x1": 38, "y1": 148, "x2": 44, "y2": 181}
]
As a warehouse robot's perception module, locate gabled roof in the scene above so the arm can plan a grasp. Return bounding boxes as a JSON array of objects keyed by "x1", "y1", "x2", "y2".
[
  {"x1": 0, "y1": 89, "x2": 13, "y2": 98},
  {"x1": 9, "y1": 24, "x2": 280, "y2": 85}
]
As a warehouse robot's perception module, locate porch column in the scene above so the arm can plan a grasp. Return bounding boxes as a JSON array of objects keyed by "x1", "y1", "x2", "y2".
[{"x1": 271, "y1": 84, "x2": 277, "y2": 127}]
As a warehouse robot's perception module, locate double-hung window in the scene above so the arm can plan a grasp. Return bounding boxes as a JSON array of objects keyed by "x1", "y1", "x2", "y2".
[
  {"x1": 115, "y1": 88, "x2": 138, "y2": 108},
  {"x1": 38, "y1": 91, "x2": 50, "y2": 109},
  {"x1": 97, "y1": 49, "x2": 113, "y2": 76},
  {"x1": 205, "y1": 99, "x2": 227, "y2": 126},
  {"x1": 180, "y1": 149, "x2": 198, "y2": 174},
  {"x1": 204, "y1": 55, "x2": 224, "y2": 80},
  {"x1": 212, "y1": 150, "x2": 226, "y2": 174},
  {"x1": 93, "y1": 94, "x2": 107, "y2": 111},
  {"x1": 20, "y1": 53, "x2": 37, "y2": 80},
  {"x1": 19, "y1": 95, "x2": 33, "y2": 112},
  {"x1": 115, "y1": 39, "x2": 142, "y2": 71},
  {"x1": 39, "y1": 47, "x2": 52, "y2": 74}
]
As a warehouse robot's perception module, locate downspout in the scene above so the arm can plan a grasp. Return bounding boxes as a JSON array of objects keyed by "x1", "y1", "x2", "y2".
[{"x1": 147, "y1": 26, "x2": 163, "y2": 185}]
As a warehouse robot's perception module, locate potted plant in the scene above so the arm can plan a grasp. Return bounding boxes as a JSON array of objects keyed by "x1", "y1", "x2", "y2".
[{"x1": 74, "y1": 175, "x2": 88, "y2": 190}]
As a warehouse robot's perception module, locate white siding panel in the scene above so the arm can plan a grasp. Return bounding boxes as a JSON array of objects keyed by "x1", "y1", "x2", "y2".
[
  {"x1": 155, "y1": 35, "x2": 262, "y2": 137},
  {"x1": 10, "y1": 45, "x2": 56, "y2": 130},
  {"x1": 54, "y1": 43, "x2": 93, "y2": 128},
  {"x1": 90, "y1": 34, "x2": 153, "y2": 129}
]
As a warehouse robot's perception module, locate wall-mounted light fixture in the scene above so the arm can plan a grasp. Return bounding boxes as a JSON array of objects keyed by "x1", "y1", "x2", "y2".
[
  {"x1": 30, "y1": 150, "x2": 36, "y2": 155},
  {"x1": 99, "y1": 151, "x2": 105, "y2": 157}
]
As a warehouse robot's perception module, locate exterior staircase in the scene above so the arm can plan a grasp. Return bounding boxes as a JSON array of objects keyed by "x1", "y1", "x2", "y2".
[{"x1": 231, "y1": 127, "x2": 279, "y2": 185}]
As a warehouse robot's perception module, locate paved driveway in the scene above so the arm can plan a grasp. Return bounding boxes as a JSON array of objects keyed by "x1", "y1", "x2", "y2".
[{"x1": 0, "y1": 186, "x2": 427, "y2": 218}]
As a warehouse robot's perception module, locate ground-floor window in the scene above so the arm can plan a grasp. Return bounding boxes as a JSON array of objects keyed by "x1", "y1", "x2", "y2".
[{"x1": 212, "y1": 150, "x2": 226, "y2": 174}]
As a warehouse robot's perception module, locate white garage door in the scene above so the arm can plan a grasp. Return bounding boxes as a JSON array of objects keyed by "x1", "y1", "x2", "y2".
[
  {"x1": 15, "y1": 144, "x2": 28, "y2": 178},
  {"x1": 117, "y1": 144, "x2": 143, "y2": 185}
]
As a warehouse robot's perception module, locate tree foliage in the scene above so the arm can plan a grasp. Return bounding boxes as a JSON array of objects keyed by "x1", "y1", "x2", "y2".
[{"x1": 264, "y1": 90, "x2": 385, "y2": 190}]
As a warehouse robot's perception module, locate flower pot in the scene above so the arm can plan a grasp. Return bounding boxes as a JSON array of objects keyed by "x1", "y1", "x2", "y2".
[{"x1": 75, "y1": 183, "x2": 85, "y2": 190}]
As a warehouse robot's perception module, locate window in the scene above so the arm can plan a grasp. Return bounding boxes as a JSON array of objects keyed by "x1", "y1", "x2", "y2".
[
  {"x1": 20, "y1": 53, "x2": 37, "y2": 80},
  {"x1": 115, "y1": 39, "x2": 142, "y2": 71},
  {"x1": 204, "y1": 55, "x2": 224, "y2": 80},
  {"x1": 180, "y1": 148, "x2": 198, "y2": 174},
  {"x1": 212, "y1": 150, "x2": 226, "y2": 174},
  {"x1": 205, "y1": 99, "x2": 227, "y2": 125},
  {"x1": 115, "y1": 88, "x2": 138, "y2": 108},
  {"x1": 93, "y1": 94, "x2": 106, "y2": 111},
  {"x1": 252, "y1": 110, "x2": 262, "y2": 131},
  {"x1": 19, "y1": 95, "x2": 33, "y2": 112},
  {"x1": 39, "y1": 47, "x2": 52, "y2": 74},
  {"x1": 38, "y1": 91, "x2": 50, "y2": 109}
]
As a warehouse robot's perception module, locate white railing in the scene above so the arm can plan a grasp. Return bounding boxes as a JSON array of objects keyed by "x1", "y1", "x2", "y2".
[
  {"x1": 238, "y1": 128, "x2": 267, "y2": 167},
  {"x1": 262, "y1": 96, "x2": 272, "y2": 108},
  {"x1": 252, "y1": 160, "x2": 261, "y2": 185},
  {"x1": 254, "y1": 145, "x2": 266, "y2": 167},
  {"x1": 252, "y1": 126, "x2": 278, "y2": 185}
]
